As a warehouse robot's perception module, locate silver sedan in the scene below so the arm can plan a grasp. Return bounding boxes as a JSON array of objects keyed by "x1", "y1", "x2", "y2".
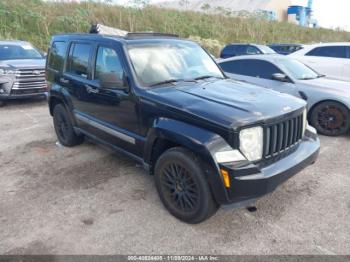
[{"x1": 218, "y1": 54, "x2": 350, "y2": 136}]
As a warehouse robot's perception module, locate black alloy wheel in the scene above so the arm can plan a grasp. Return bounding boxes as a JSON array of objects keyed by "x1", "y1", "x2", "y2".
[
  {"x1": 154, "y1": 147, "x2": 218, "y2": 224},
  {"x1": 160, "y1": 162, "x2": 199, "y2": 213},
  {"x1": 311, "y1": 101, "x2": 350, "y2": 136}
]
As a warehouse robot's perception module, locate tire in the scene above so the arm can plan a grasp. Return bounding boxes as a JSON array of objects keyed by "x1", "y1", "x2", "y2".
[
  {"x1": 154, "y1": 147, "x2": 219, "y2": 224},
  {"x1": 310, "y1": 101, "x2": 350, "y2": 136},
  {"x1": 0, "y1": 101, "x2": 5, "y2": 107},
  {"x1": 53, "y1": 104, "x2": 84, "y2": 147}
]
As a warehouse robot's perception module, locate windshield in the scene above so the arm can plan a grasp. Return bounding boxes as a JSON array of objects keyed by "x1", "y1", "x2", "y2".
[
  {"x1": 0, "y1": 43, "x2": 43, "y2": 60},
  {"x1": 278, "y1": 58, "x2": 319, "y2": 80},
  {"x1": 127, "y1": 42, "x2": 224, "y2": 87}
]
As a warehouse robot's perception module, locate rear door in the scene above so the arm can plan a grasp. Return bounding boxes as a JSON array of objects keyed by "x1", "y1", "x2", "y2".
[
  {"x1": 77, "y1": 43, "x2": 141, "y2": 155},
  {"x1": 302, "y1": 46, "x2": 346, "y2": 80},
  {"x1": 60, "y1": 41, "x2": 94, "y2": 127}
]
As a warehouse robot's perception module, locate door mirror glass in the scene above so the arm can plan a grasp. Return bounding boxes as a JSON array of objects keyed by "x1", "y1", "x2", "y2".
[{"x1": 272, "y1": 73, "x2": 288, "y2": 82}]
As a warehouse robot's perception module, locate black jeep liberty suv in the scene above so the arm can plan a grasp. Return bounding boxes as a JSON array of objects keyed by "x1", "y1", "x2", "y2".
[{"x1": 46, "y1": 32, "x2": 320, "y2": 223}]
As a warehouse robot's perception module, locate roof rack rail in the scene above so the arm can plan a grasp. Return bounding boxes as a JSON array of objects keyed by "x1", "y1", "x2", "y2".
[
  {"x1": 89, "y1": 24, "x2": 179, "y2": 39},
  {"x1": 125, "y1": 32, "x2": 179, "y2": 39},
  {"x1": 89, "y1": 23, "x2": 128, "y2": 37}
]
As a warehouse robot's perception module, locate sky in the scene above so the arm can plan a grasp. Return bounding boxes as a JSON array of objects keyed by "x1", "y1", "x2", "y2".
[
  {"x1": 115, "y1": 0, "x2": 350, "y2": 31},
  {"x1": 292, "y1": 0, "x2": 350, "y2": 30}
]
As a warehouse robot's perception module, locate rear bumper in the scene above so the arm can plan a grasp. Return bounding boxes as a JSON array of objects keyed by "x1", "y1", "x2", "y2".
[{"x1": 216, "y1": 127, "x2": 320, "y2": 206}]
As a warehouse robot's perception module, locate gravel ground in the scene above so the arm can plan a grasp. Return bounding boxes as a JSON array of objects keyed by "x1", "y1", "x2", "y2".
[{"x1": 0, "y1": 99, "x2": 349, "y2": 255}]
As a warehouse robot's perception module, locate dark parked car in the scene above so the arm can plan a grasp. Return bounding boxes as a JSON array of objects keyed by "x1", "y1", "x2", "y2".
[
  {"x1": 0, "y1": 40, "x2": 46, "y2": 106},
  {"x1": 46, "y1": 33, "x2": 320, "y2": 223},
  {"x1": 268, "y1": 44, "x2": 303, "y2": 55},
  {"x1": 220, "y1": 43, "x2": 276, "y2": 59}
]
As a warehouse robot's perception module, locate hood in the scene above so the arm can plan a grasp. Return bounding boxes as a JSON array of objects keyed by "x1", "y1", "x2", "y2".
[
  {"x1": 0, "y1": 59, "x2": 45, "y2": 69},
  {"x1": 300, "y1": 77, "x2": 350, "y2": 99},
  {"x1": 147, "y1": 79, "x2": 306, "y2": 129}
]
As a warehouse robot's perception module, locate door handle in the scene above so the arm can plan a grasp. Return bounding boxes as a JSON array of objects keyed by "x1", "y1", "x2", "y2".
[
  {"x1": 85, "y1": 84, "x2": 99, "y2": 94},
  {"x1": 60, "y1": 77, "x2": 69, "y2": 84}
]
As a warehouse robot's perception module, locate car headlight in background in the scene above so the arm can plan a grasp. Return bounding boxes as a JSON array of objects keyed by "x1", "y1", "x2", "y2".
[
  {"x1": 239, "y1": 126, "x2": 263, "y2": 162},
  {"x1": 0, "y1": 68, "x2": 17, "y2": 75}
]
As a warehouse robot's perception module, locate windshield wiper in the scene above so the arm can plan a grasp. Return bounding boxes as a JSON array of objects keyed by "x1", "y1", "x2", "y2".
[
  {"x1": 317, "y1": 74, "x2": 326, "y2": 78},
  {"x1": 194, "y1": 75, "x2": 222, "y2": 81},
  {"x1": 299, "y1": 77, "x2": 317, "y2": 80},
  {"x1": 149, "y1": 79, "x2": 182, "y2": 87}
]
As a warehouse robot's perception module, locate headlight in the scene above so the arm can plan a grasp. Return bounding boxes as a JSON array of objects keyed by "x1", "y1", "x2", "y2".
[
  {"x1": 302, "y1": 109, "x2": 307, "y2": 137},
  {"x1": 0, "y1": 68, "x2": 16, "y2": 75},
  {"x1": 239, "y1": 126, "x2": 263, "y2": 162},
  {"x1": 215, "y1": 148, "x2": 246, "y2": 163}
]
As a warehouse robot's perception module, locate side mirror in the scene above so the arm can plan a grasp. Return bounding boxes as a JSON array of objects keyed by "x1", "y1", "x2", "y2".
[
  {"x1": 99, "y1": 72, "x2": 128, "y2": 91},
  {"x1": 272, "y1": 73, "x2": 289, "y2": 82}
]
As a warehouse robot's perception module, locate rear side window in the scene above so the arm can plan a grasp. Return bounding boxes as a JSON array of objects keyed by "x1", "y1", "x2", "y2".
[
  {"x1": 48, "y1": 41, "x2": 67, "y2": 71},
  {"x1": 220, "y1": 59, "x2": 283, "y2": 79},
  {"x1": 66, "y1": 43, "x2": 92, "y2": 78},
  {"x1": 306, "y1": 46, "x2": 346, "y2": 58}
]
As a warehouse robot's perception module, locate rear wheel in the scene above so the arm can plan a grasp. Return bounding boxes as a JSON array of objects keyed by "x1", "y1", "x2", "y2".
[
  {"x1": 53, "y1": 104, "x2": 84, "y2": 146},
  {"x1": 154, "y1": 147, "x2": 218, "y2": 224},
  {"x1": 310, "y1": 101, "x2": 350, "y2": 136}
]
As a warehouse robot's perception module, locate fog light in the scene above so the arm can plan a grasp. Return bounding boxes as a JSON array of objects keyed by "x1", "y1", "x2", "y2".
[{"x1": 220, "y1": 169, "x2": 231, "y2": 188}]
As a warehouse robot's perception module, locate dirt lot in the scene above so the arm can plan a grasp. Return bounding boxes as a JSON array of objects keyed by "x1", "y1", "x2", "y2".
[{"x1": 0, "y1": 99, "x2": 349, "y2": 255}]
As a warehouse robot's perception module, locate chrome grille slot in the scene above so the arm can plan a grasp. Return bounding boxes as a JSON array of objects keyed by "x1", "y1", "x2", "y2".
[
  {"x1": 264, "y1": 113, "x2": 304, "y2": 159},
  {"x1": 12, "y1": 69, "x2": 46, "y2": 90}
]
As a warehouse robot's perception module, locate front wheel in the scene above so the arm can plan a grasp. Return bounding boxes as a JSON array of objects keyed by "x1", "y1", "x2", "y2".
[
  {"x1": 310, "y1": 101, "x2": 350, "y2": 136},
  {"x1": 154, "y1": 147, "x2": 219, "y2": 224}
]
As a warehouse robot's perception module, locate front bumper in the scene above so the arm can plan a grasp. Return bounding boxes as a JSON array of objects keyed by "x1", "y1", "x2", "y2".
[
  {"x1": 0, "y1": 91, "x2": 47, "y2": 100},
  {"x1": 216, "y1": 127, "x2": 320, "y2": 206},
  {"x1": 0, "y1": 75, "x2": 46, "y2": 100}
]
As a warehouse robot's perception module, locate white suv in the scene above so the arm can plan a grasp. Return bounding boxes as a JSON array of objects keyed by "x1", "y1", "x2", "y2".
[{"x1": 289, "y1": 43, "x2": 350, "y2": 82}]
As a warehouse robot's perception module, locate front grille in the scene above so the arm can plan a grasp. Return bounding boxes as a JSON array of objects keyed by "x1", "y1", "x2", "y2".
[
  {"x1": 263, "y1": 112, "x2": 305, "y2": 159},
  {"x1": 12, "y1": 68, "x2": 46, "y2": 90}
]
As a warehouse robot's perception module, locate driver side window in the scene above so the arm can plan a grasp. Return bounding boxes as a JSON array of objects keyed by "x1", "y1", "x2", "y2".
[{"x1": 94, "y1": 46, "x2": 125, "y2": 87}]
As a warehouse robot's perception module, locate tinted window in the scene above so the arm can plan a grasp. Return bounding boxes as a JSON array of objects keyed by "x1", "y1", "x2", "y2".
[
  {"x1": 220, "y1": 59, "x2": 282, "y2": 79},
  {"x1": 67, "y1": 43, "x2": 92, "y2": 78},
  {"x1": 221, "y1": 45, "x2": 247, "y2": 58},
  {"x1": 306, "y1": 46, "x2": 346, "y2": 58},
  {"x1": 246, "y1": 46, "x2": 261, "y2": 55},
  {"x1": 48, "y1": 41, "x2": 66, "y2": 71},
  {"x1": 234, "y1": 45, "x2": 248, "y2": 55},
  {"x1": 95, "y1": 46, "x2": 124, "y2": 83}
]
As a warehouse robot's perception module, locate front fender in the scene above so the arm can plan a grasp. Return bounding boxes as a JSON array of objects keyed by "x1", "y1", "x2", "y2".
[{"x1": 144, "y1": 117, "x2": 233, "y2": 204}]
